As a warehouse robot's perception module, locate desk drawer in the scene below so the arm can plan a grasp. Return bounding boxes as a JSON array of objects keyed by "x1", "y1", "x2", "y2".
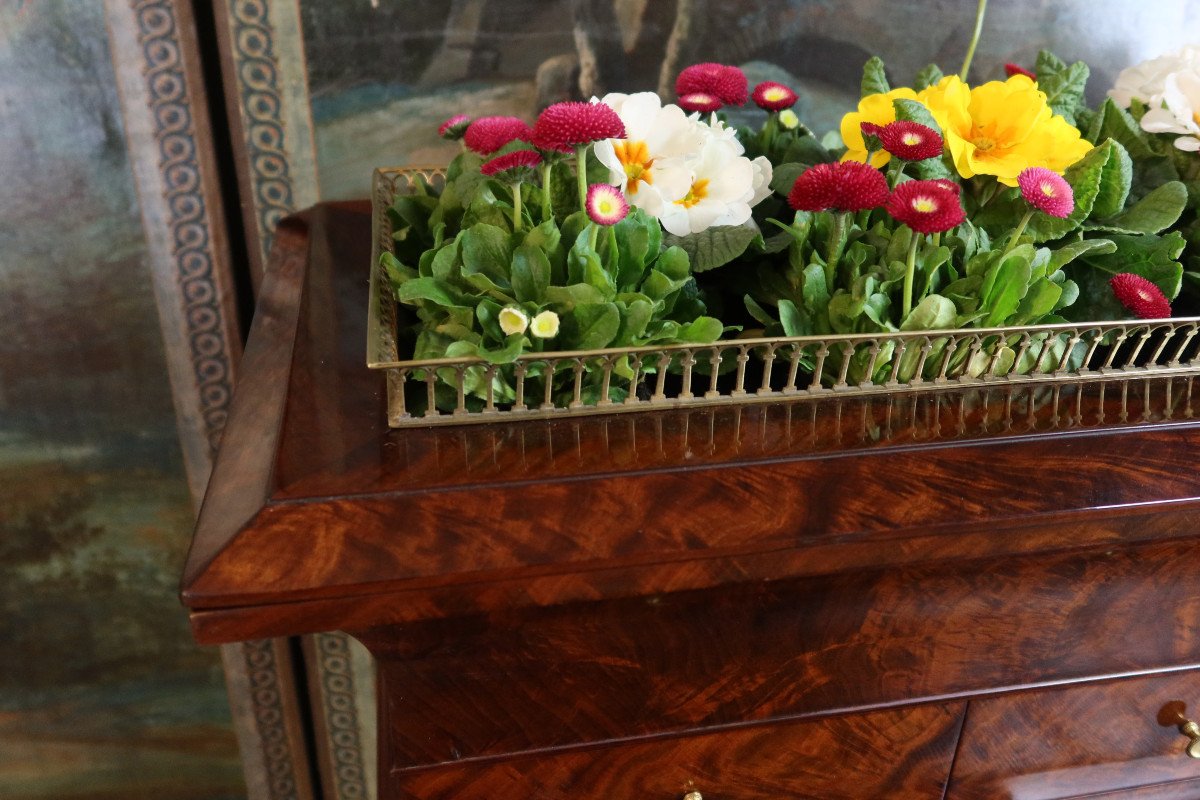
[
  {"x1": 390, "y1": 701, "x2": 963, "y2": 800},
  {"x1": 948, "y1": 670, "x2": 1200, "y2": 799}
]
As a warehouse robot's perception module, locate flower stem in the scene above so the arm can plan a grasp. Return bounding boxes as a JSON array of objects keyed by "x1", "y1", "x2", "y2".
[
  {"x1": 824, "y1": 211, "x2": 849, "y2": 292},
  {"x1": 511, "y1": 181, "x2": 523, "y2": 231},
  {"x1": 589, "y1": 222, "x2": 599, "y2": 252},
  {"x1": 1005, "y1": 209, "x2": 1034, "y2": 255},
  {"x1": 574, "y1": 145, "x2": 589, "y2": 211},
  {"x1": 890, "y1": 161, "x2": 907, "y2": 189},
  {"x1": 539, "y1": 162, "x2": 553, "y2": 221},
  {"x1": 902, "y1": 230, "x2": 921, "y2": 320},
  {"x1": 959, "y1": 0, "x2": 988, "y2": 81}
]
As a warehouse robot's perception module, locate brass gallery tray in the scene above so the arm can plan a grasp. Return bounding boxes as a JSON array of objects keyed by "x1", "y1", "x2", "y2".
[{"x1": 368, "y1": 167, "x2": 1200, "y2": 428}]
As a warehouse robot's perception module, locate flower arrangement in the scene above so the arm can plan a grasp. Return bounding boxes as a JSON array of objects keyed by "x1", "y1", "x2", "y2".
[{"x1": 380, "y1": 3, "x2": 1199, "y2": 411}]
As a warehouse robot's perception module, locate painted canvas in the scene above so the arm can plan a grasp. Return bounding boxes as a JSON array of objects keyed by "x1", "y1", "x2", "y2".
[{"x1": 0, "y1": 1, "x2": 243, "y2": 797}]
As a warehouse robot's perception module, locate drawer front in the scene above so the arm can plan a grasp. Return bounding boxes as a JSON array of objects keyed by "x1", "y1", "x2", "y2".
[
  {"x1": 948, "y1": 670, "x2": 1200, "y2": 799},
  {"x1": 390, "y1": 702, "x2": 964, "y2": 800}
]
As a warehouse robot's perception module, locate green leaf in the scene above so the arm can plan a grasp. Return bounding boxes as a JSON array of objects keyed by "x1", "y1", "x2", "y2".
[
  {"x1": 460, "y1": 223, "x2": 513, "y2": 284},
  {"x1": 395, "y1": 276, "x2": 462, "y2": 307},
  {"x1": 901, "y1": 294, "x2": 957, "y2": 330},
  {"x1": 914, "y1": 63, "x2": 944, "y2": 91},
  {"x1": 744, "y1": 295, "x2": 775, "y2": 327},
  {"x1": 677, "y1": 316, "x2": 724, "y2": 343},
  {"x1": 1035, "y1": 50, "x2": 1067, "y2": 74},
  {"x1": 1013, "y1": 279, "x2": 1063, "y2": 324},
  {"x1": 476, "y1": 333, "x2": 526, "y2": 364},
  {"x1": 544, "y1": 283, "x2": 606, "y2": 309},
  {"x1": 616, "y1": 299, "x2": 654, "y2": 344},
  {"x1": 979, "y1": 244, "x2": 1034, "y2": 326},
  {"x1": 1048, "y1": 238, "x2": 1118, "y2": 271},
  {"x1": 381, "y1": 252, "x2": 417, "y2": 293},
  {"x1": 777, "y1": 299, "x2": 805, "y2": 336},
  {"x1": 1037, "y1": 59, "x2": 1089, "y2": 125},
  {"x1": 861, "y1": 56, "x2": 890, "y2": 98},
  {"x1": 770, "y1": 162, "x2": 806, "y2": 196},
  {"x1": 893, "y1": 99, "x2": 942, "y2": 136},
  {"x1": 1086, "y1": 98, "x2": 1157, "y2": 160},
  {"x1": 1081, "y1": 231, "x2": 1186, "y2": 299},
  {"x1": 510, "y1": 244, "x2": 551, "y2": 303},
  {"x1": 1091, "y1": 139, "x2": 1133, "y2": 219},
  {"x1": 1088, "y1": 181, "x2": 1188, "y2": 235},
  {"x1": 429, "y1": 235, "x2": 462, "y2": 280},
  {"x1": 657, "y1": 245, "x2": 692, "y2": 281},
  {"x1": 827, "y1": 292, "x2": 867, "y2": 333},
  {"x1": 567, "y1": 303, "x2": 621, "y2": 349},
  {"x1": 801, "y1": 263, "x2": 831, "y2": 321},
  {"x1": 662, "y1": 222, "x2": 758, "y2": 272},
  {"x1": 779, "y1": 135, "x2": 834, "y2": 166}
]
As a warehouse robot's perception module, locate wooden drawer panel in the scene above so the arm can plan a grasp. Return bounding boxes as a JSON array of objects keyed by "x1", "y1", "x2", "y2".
[
  {"x1": 390, "y1": 702, "x2": 964, "y2": 800},
  {"x1": 948, "y1": 670, "x2": 1200, "y2": 799}
]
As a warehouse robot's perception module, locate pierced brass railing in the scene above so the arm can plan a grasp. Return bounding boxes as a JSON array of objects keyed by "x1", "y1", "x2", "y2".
[{"x1": 368, "y1": 167, "x2": 1200, "y2": 428}]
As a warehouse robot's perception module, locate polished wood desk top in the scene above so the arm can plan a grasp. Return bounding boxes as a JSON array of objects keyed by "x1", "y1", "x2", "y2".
[{"x1": 182, "y1": 202, "x2": 1200, "y2": 645}]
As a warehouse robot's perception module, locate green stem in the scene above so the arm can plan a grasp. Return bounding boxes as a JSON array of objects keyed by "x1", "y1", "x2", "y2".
[
  {"x1": 589, "y1": 222, "x2": 600, "y2": 252},
  {"x1": 539, "y1": 163, "x2": 553, "y2": 221},
  {"x1": 1006, "y1": 209, "x2": 1034, "y2": 255},
  {"x1": 574, "y1": 145, "x2": 589, "y2": 211},
  {"x1": 959, "y1": 0, "x2": 988, "y2": 81},
  {"x1": 511, "y1": 181, "x2": 523, "y2": 231},
  {"x1": 824, "y1": 212, "x2": 850, "y2": 292},
  {"x1": 890, "y1": 161, "x2": 907, "y2": 189},
  {"x1": 764, "y1": 113, "x2": 778, "y2": 154},
  {"x1": 902, "y1": 230, "x2": 921, "y2": 320}
]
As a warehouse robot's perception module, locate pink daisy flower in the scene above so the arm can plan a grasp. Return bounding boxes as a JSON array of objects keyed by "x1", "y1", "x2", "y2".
[
  {"x1": 886, "y1": 179, "x2": 967, "y2": 234},
  {"x1": 1017, "y1": 167, "x2": 1074, "y2": 218},
  {"x1": 585, "y1": 183, "x2": 629, "y2": 226},
  {"x1": 877, "y1": 121, "x2": 944, "y2": 161},
  {"x1": 788, "y1": 161, "x2": 889, "y2": 213},
  {"x1": 530, "y1": 102, "x2": 626, "y2": 153},
  {"x1": 480, "y1": 150, "x2": 543, "y2": 182},
  {"x1": 678, "y1": 92, "x2": 723, "y2": 113},
  {"x1": 752, "y1": 81, "x2": 798, "y2": 111},
  {"x1": 1110, "y1": 274, "x2": 1172, "y2": 319},
  {"x1": 464, "y1": 116, "x2": 532, "y2": 155},
  {"x1": 1005, "y1": 63, "x2": 1037, "y2": 80},
  {"x1": 438, "y1": 114, "x2": 470, "y2": 140},
  {"x1": 676, "y1": 62, "x2": 748, "y2": 106}
]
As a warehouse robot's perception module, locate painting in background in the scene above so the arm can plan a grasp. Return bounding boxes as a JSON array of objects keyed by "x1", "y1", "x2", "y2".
[
  {"x1": 298, "y1": 0, "x2": 1200, "y2": 201},
  {"x1": 0, "y1": 1, "x2": 243, "y2": 797}
]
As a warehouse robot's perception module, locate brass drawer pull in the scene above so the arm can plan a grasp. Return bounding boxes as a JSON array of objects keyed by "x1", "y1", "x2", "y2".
[{"x1": 1183, "y1": 719, "x2": 1200, "y2": 759}]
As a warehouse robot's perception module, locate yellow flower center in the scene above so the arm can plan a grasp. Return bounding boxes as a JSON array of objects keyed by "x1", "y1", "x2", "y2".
[
  {"x1": 902, "y1": 132, "x2": 923, "y2": 146},
  {"x1": 911, "y1": 196, "x2": 937, "y2": 213},
  {"x1": 596, "y1": 198, "x2": 616, "y2": 215},
  {"x1": 765, "y1": 87, "x2": 788, "y2": 102},
  {"x1": 972, "y1": 135, "x2": 997, "y2": 152},
  {"x1": 613, "y1": 140, "x2": 655, "y2": 195},
  {"x1": 1040, "y1": 182, "x2": 1057, "y2": 197},
  {"x1": 676, "y1": 178, "x2": 710, "y2": 208}
]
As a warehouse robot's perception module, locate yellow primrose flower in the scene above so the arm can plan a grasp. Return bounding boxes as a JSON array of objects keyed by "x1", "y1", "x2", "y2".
[
  {"x1": 917, "y1": 74, "x2": 1093, "y2": 186},
  {"x1": 839, "y1": 87, "x2": 918, "y2": 167}
]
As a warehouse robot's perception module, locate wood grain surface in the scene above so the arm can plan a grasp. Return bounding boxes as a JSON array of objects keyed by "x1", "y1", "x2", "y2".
[
  {"x1": 948, "y1": 670, "x2": 1200, "y2": 799},
  {"x1": 389, "y1": 702, "x2": 965, "y2": 799}
]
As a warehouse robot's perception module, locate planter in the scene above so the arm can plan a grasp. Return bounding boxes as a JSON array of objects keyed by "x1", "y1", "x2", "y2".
[{"x1": 369, "y1": 167, "x2": 1200, "y2": 428}]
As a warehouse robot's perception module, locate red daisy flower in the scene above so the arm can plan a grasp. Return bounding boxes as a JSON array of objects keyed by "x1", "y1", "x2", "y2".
[
  {"x1": 788, "y1": 161, "x2": 889, "y2": 213},
  {"x1": 438, "y1": 114, "x2": 470, "y2": 140},
  {"x1": 1110, "y1": 273, "x2": 1172, "y2": 319},
  {"x1": 877, "y1": 120, "x2": 944, "y2": 161},
  {"x1": 676, "y1": 62, "x2": 748, "y2": 106},
  {"x1": 530, "y1": 102, "x2": 626, "y2": 153},
  {"x1": 480, "y1": 149, "x2": 543, "y2": 181},
  {"x1": 929, "y1": 178, "x2": 962, "y2": 195},
  {"x1": 1017, "y1": 167, "x2": 1074, "y2": 218},
  {"x1": 678, "y1": 92, "x2": 723, "y2": 113},
  {"x1": 752, "y1": 81, "x2": 798, "y2": 111},
  {"x1": 1005, "y1": 63, "x2": 1037, "y2": 80},
  {"x1": 886, "y1": 179, "x2": 967, "y2": 234},
  {"x1": 464, "y1": 116, "x2": 532, "y2": 155}
]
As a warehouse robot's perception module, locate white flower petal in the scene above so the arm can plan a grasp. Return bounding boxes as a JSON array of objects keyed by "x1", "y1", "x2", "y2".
[{"x1": 1174, "y1": 135, "x2": 1200, "y2": 151}]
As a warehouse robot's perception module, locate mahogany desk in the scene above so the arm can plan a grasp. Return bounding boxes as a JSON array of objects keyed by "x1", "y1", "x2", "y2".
[{"x1": 184, "y1": 202, "x2": 1200, "y2": 799}]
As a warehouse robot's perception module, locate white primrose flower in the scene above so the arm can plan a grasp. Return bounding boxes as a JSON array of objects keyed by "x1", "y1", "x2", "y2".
[
  {"x1": 498, "y1": 306, "x2": 529, "y2": 335},
  {"x1": 1139, "y1": 70, "x2": 1200, "y2": 152},
  {"x1": 658, "y1": 134, "x2": 774, "y2": 237},
  {"x1": 593, "y1": 92, "x2": 701, "y2": 216},
  {"x1": 530, "y1": 310, "x2": 560, "y2": 339},
  {"x1": 1109, "y1": 46, "x2": 1200, "y2": 108}
]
